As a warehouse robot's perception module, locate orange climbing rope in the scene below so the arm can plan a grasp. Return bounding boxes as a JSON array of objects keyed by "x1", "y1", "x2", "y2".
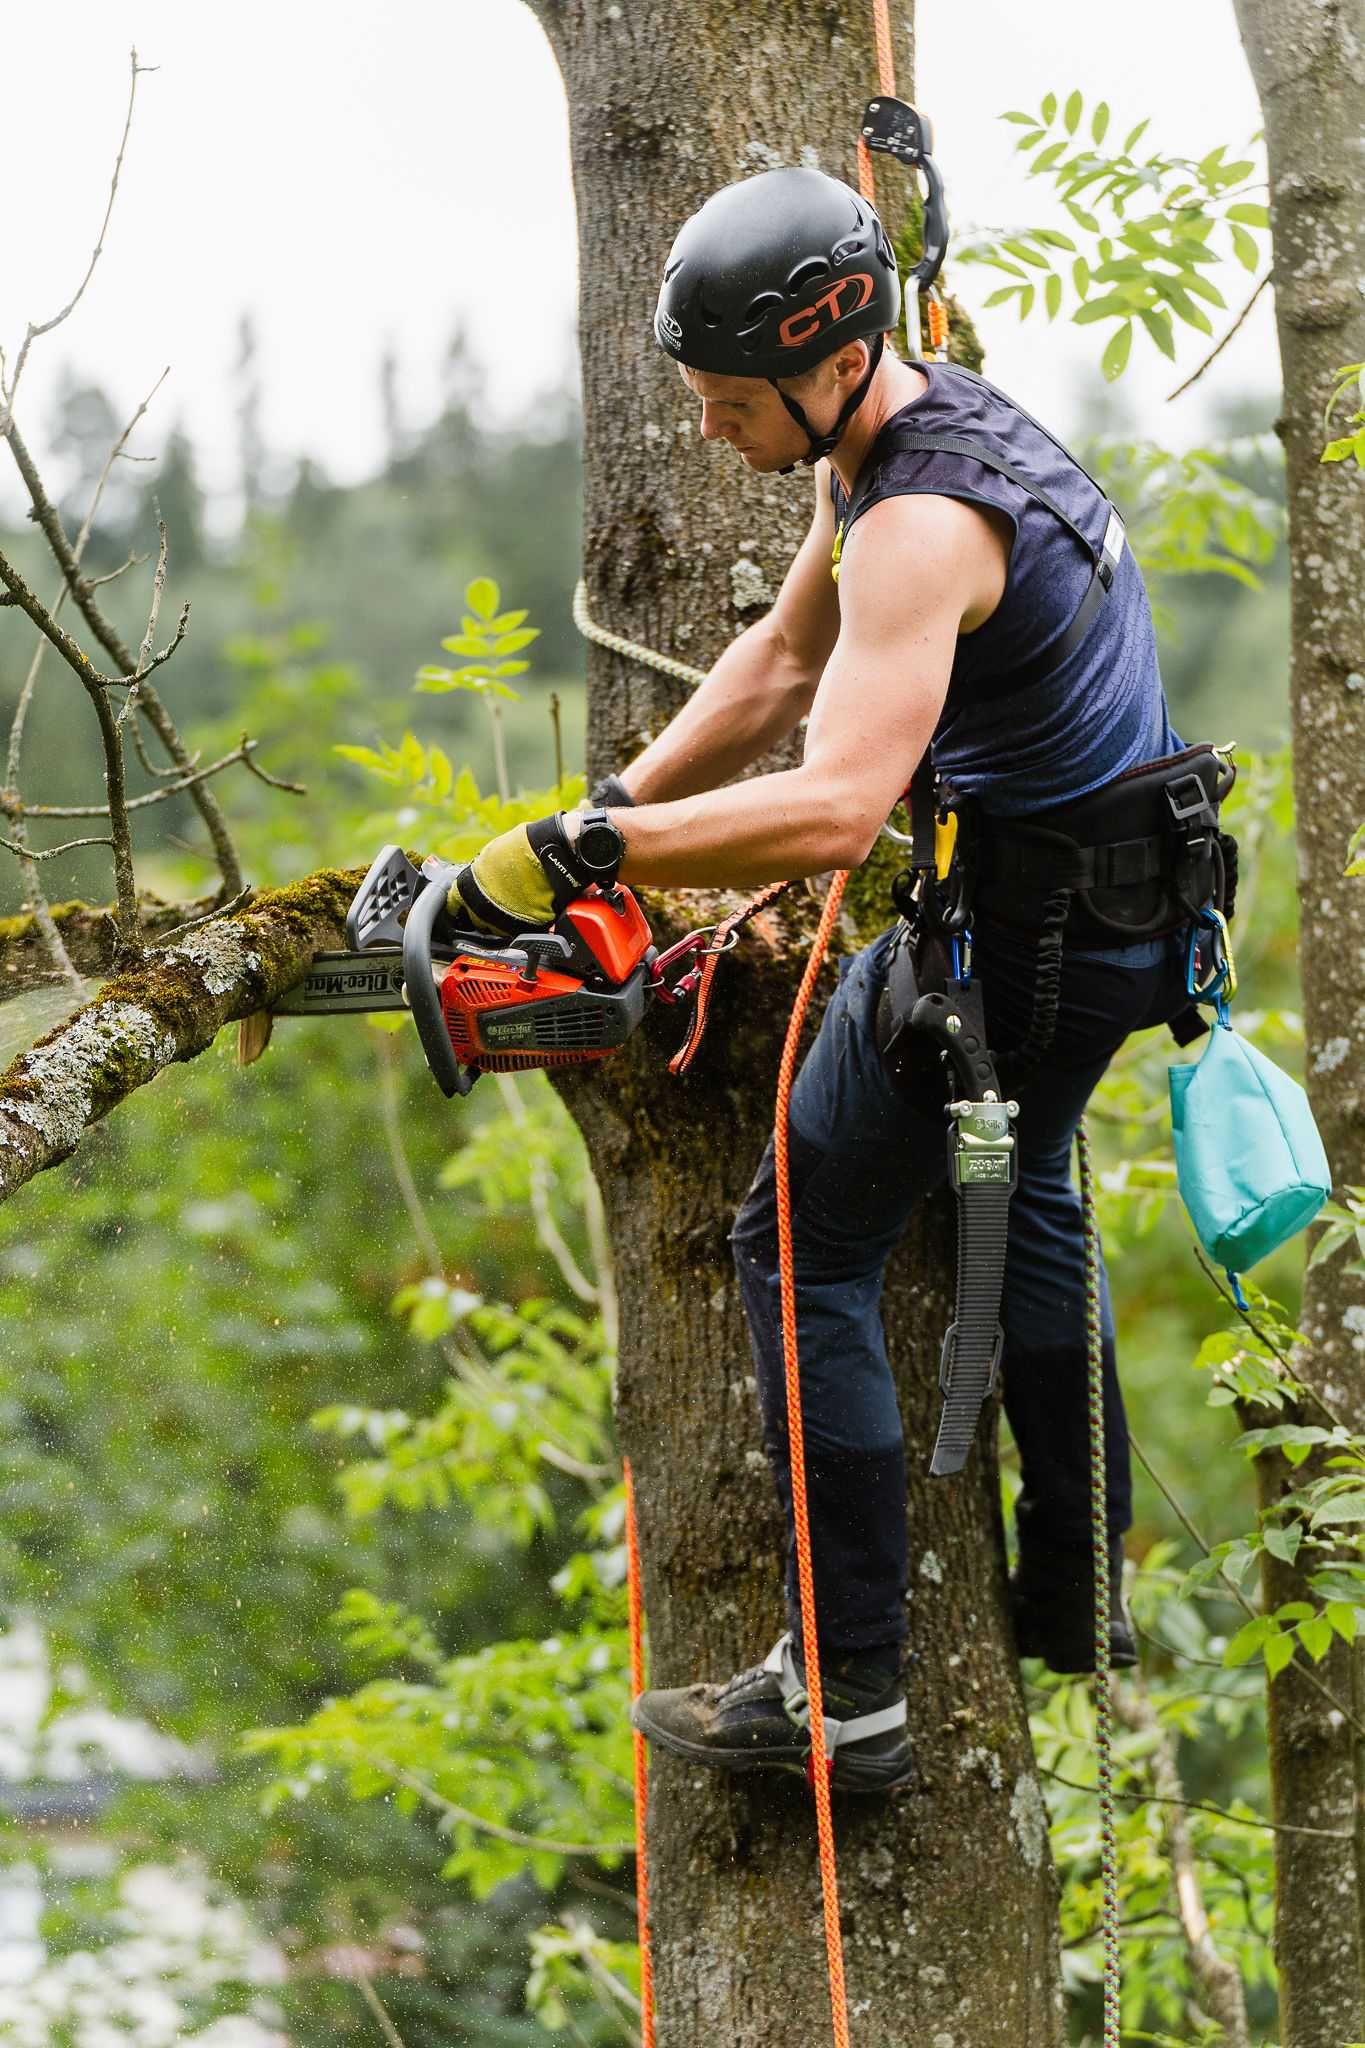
[
  {"x1": 773, "y1": 869, "x2": 854, "y2": 2045},
  {"x1": 623, "y1": 1458, "x2": 656, "y2": 2048}
]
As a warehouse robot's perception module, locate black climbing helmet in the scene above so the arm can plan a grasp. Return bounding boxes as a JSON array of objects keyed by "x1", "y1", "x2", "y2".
[{"x1": 654, "y1": 167, "x2": 902, "y2": 462}]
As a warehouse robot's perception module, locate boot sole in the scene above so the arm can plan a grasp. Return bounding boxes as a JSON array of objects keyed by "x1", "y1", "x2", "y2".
[{"x1": 630, "y1": 1700, "x2": 916, "y2": 1797}]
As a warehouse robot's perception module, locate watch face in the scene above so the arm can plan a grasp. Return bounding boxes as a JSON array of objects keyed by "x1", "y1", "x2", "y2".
[{"x1": 579, "y1": 819, "x2": 622, "y2": 872}]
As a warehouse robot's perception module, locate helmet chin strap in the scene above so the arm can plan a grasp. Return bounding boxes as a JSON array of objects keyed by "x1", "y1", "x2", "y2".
[{"x1": 770, "y1": 333, "x2": 886, "y2": 476}]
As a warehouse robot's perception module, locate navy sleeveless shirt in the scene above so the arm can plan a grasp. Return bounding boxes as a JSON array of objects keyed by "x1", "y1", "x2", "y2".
[{"x1": 831, "y1": 363, "x2": 1177, "y2": 818}]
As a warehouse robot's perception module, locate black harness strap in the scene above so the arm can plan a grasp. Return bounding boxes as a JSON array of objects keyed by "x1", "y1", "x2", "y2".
[{"x1": 846, "y1": 424, "x2": 1128, "y2": 694}]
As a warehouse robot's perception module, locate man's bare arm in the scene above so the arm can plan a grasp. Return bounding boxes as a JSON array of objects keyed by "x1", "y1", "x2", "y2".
[
  {"x1": 605, "y1": 492, "x2": 1006, "y2": 887},
  {"x1": 617, "y1": 471, "x2": 841, "y2": 802}
]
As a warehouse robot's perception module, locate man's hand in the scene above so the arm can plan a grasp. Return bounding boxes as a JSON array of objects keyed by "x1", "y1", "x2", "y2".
[
  {"x1": 446, "y1": 812, "x2": 616, "y2": 935},
  {"x1": 447, "y1": 822, "x2": 560, "y2": 934}
]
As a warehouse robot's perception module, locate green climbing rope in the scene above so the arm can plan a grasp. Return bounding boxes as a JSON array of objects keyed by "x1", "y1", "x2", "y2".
[{"x1": 1077, "y1": 1119, "x2": 1121, "y2": 2047}]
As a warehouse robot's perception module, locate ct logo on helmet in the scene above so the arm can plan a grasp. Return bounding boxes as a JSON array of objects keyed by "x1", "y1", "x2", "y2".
[
  {"x1": 656, "y1": 309, "x2": 684, "y2": 351},
  {"x1": 778, "y1": 273, "x2": 875, "y2": 350}
]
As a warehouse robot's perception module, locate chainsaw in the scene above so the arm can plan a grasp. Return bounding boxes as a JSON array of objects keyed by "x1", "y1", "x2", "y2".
[{"x1": 274, "y1": 844, "x2": 732, "y2": 1097}]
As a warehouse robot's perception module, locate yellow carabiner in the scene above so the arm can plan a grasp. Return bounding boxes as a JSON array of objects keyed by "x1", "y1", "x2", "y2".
[
  {"x1": 830, "y1": 520, "x2": 845, "y2": 585},
  {"x1": 934, "y1": 810, "x2": 958, "y2": 882}
]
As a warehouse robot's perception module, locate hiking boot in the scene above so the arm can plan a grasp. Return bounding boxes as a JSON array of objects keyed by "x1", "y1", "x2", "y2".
[
  {"x1": 631, "y1": 1633, "x2": 914, "y2": 1796},
  {"x1": 1009, "y1": 1536, "x2": 1137, "y2": 1673}
]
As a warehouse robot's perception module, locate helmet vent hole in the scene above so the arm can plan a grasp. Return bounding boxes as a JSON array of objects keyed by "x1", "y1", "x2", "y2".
[
  {"x1": 785, "y1": 257, "x2": 829, "y2": 295},
  {"x1": 743, "y1": 290, "x2": 783, "y2": 323},
  {"x1": 830, "y1": 237, "x2": 862, "y2": 265},
  {"x1": 696, "y1": 291, "x2": 723, "y2": 329},
  {"x1": 663, "y1": 259, "x2": 683, "y2": 282}
]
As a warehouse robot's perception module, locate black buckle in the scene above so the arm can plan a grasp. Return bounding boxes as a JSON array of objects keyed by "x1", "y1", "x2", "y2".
[{"x1": 1165, "y1": 772, "x2": 1216, "y2": 833}]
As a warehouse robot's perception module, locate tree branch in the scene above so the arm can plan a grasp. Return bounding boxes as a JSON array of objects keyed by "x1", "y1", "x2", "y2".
[
  {"x1": 1167, "y1": 274, "x2": 1271, "y2": 402},
  {"x1": 7, "y1": 737, "x2": 301, "y2": 819},
  {"x1": 1116, "y1": 1678, "x2": 1252, "y2": 2047},
  {"x1": 0, "y1": 47, "x2": 151, "y2": 425},
  {"x1": 0, "y1": 868, "x2": 359, "y2": 1202},
  {"x1": 2, "y1": 401, "x2": 245, "y2": 894}
]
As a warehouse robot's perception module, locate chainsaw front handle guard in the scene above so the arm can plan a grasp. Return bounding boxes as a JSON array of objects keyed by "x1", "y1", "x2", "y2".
[{"x1": 403, "y1": 870, "x2": 478, "y2": 1098}]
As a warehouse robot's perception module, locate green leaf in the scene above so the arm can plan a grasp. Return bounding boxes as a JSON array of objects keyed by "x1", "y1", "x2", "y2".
[
  {"x1": 440, "y1": 634, "x2": 490, "y2": 658},
  {"x1": 1262, "y1": 1522, "x2": 1303, "y2": 1566},
  {"x1": 1101, "y1": 322, "x2": 1134, "y2": 381},
  {"x1": 1224, "y1": 1615, "x2": 1271, "y2": 1666},
  {"x1": 1326, "y1": 1602, "x2": 1359, "y2": 1643},
  {"x1": 1065, "y1": 200, "x2": 1101, "y2": 234},
  {"x1": 1017, "y1": 284, "x2": 1036, "y2": 321},
  {"x1": 1045, "y1": 273, "x2": 1063, "y2": 321},
  {"x1": 1032, "y1": 142, "x2": 1068, "y2": 174},
  {"x1": 1002, "y1": 110, "x2": 1039, "y2": 125},
  {"x1": 1072, "y1": 292, "x2": 1137, "y2": 326},
  {"x1": 1122, "y1": 118, "x2": 1150, "y2": 155},
  {"x1": 1063, "y1": 90, "x2": 1083, "y2": 137},
  {"x1": 1230, "y1": 224, "x2": 1261, "y2": 272},
  {"x1": 492, "y1": 628, "x2": 539, "y2": 656},
  {"x1": 1091, "y1": 101, "x2": 1110, "y2": 146},
  {"x1": 1042, "y1": 92, "x2": 1058, "y2": 125},
  {"x1": 1264, "y1": 1629, "x2": 1296, "y2": 1679},
  {"x1": 1072, "y1": 255, "x2": 1091, "y2": 298},
  {"x1": 465, "y1": 576, "x2": 500, "y2": 620},
  {"x1": 1137, "y1": 308, "x2": 1176, "y2": 359},
  {"x1": 1312, "y1": 1491, "x2": 1365, "y2": 1528},
  {"x1": 1297, "y1": 1614, "x2": 1334, "y2": 1662},
  {"x1": 488, "y1": 609, "x2": 528, "y2": 633},
  {"x1": 1004, "y1": 239, "x2": 1054, "y2": 270},
  {"x1": 983, "y1": 286, "x2": 1022, "y2": 309}
]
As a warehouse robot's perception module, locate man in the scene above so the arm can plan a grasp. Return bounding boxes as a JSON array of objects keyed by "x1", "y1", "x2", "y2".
[{"x1": 447, "y1": 168, "x2": 1208, "y2": 1798}]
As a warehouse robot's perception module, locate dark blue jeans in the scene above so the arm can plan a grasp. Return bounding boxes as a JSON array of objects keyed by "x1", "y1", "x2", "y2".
[{"x1": 730, "y1": 915, "x2": 1192, "y2": 1658}]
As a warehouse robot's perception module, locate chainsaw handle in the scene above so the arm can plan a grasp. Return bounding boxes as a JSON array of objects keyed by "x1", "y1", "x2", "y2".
[{"x1": 403, "y1": 874, "x2": 476, "y2": 1099}]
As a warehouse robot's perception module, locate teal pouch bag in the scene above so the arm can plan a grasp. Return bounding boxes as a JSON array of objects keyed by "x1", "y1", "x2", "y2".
[{"x1": 1170, "y1": 1017, "x2": 1331, "y2": 1278}]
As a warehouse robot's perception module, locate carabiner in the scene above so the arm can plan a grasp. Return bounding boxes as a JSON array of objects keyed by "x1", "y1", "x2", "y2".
[{"x1": 1185, "y1": 904, "x2": 1237, "y2": 1007}]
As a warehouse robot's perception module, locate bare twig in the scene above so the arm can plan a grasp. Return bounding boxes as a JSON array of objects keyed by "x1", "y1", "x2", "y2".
[
  {"x1": 14, "y1": 738, "x2": 300, "y2": 818},
  {"x1": 1038, "y1": 1761, "x2": 1350, "y2": 1841},
  {"x1": 3, "y1": 392, "x2": 245, "y2": 894},
  {"x1": 356, "y1": 1976, "x2": 408, "y2": 2048},
  {"x1": 98, "y1": 599, "x2": 190, "y2": 690},
  {"x1": 495, "y1": 1072, "x2": 600, "y2": 1305},
  {"x1": 0, "y1": 545, "x2": 140, "y2": 941},
  {"x1": 1116, "y1": 1677, "x2": 1252, "y2": 2046},
  {"x1": 0, "y1": 545, "x2": 106, "y2": 682},
  {"x1": 1130, "y1": 1427, "x2": 1365, "y2": 1741},
  {"x1": 0, "y1": 833, "x2": 113, "y2": 861},
  {"x1": 154, "y1": 886, "x2": 254, "y2": 946},
  {"x1": 129, "y1": 708, "x2": 195, "y2": 779},
  {"x1": 0, "y1": 48, "x2": 152, "y2": 425},
  {"x1": 6, "y1": 370, "x2": 169, "y2": 793},
  {"x1": 376, "y1": 1033, "x2": 445, "y2": 1275},
  {"x1": 1167, "y1": 274, "x2": 1271, "y2": 403},
  {"x1": 87, "y1": 550, "x2": 147, "y2": 591},
  {"x1": 373, "y1": 1756, "x2": 634, "y2": 1859},
  {"x1": 117, "y1": 519, "x2": 169, "y2": 730},
  {"x1": 240, "y1": 735, "x2": 307, "y2": 792}
]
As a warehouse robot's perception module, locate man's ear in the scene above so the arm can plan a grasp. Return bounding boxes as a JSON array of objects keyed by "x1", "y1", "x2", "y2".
[{"x1": 832, "y1": 338, "x2": 871, "y2": 387}]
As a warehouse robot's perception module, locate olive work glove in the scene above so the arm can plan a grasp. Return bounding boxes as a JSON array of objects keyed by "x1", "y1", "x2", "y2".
[{"x1": 447, "y1": 813, "x2": 592, "y2": 937}]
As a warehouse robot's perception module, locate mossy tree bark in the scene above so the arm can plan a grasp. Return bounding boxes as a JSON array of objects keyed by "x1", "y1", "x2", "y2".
[
  {"x1": 1231, "y1": 5, "x2": 1365, "y2": 2044},
  {"x1": 527, "y1": 3, "x2": 1065, "y2": 2041}
]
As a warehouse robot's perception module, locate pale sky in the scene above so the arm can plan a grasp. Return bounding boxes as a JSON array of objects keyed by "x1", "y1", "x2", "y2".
[{"x1": 0, "y1": 1, "x2": 1273, "y2": 519}]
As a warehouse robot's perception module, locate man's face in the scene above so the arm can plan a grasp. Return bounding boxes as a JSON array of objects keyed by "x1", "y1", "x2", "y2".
[{"x1": 678, "y1": 363, "x2": 826, "y2": 472}]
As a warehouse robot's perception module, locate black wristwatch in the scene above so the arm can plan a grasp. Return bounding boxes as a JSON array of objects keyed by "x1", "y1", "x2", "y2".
[{"x1": 573, "y1": 807, "x2": 627, "y2": 884}]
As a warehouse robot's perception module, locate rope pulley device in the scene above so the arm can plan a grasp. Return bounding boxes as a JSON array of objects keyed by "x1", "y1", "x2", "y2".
[{"x1": 860, "y1": 96, "x2": 950, "y2": 357}]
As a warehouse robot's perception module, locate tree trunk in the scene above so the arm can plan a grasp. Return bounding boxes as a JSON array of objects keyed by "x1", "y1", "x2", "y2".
[
  {"x1": 530, "y1": 3, "x2": 1066, "y2": 2040},
  {"x1": 1231, "y1": 7, "x2": 1365, "y2": 2045}
]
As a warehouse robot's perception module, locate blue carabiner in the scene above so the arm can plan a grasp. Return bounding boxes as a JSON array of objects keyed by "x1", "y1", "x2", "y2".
[{"x1": 1186, "y1": 905, "x2": 1235, "y2": 1008}]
